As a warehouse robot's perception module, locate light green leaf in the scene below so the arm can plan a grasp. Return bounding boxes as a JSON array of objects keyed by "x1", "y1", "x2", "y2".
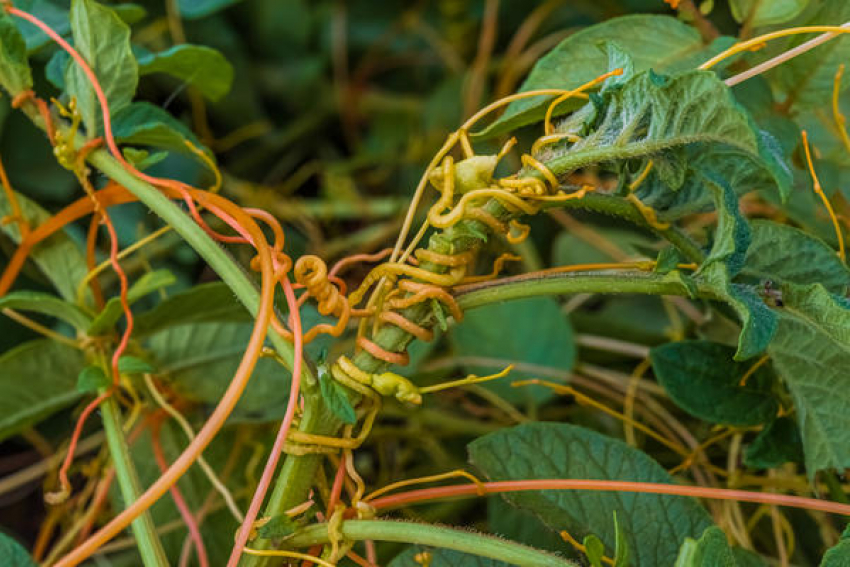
[
  {"x1": 177, "y1": 0, "x2": 241, "y2": 19},
  {"x1": 0, "y1": 189, "x2": 89, "y2": 303},
  {"x1": 138, "y1": 44, "x2": 233, "y2": 101},
  {"x1": 583, "y1": 535, "x2": 606, "y2": 567},
  {"x1": 88, "y1": 269, "x2": 176, "y2": 335},
  {"x1": 117, "y1": 356, "x2": 155, "y2": 374},
  {"x1": 0, "y1": 12, "x2": 32, "y2": 95},
  {"x1": 0, "y1": 339, "x2": 85, "y2": 442},
  {"x1": 0, "y1": 290, "x2": 92, "y2": 330},
  {"x1": 112, "y1": 3, "x2": 147, "y2": 25},
  {"x1": 742, "y1": 220, "x2": 850, "y2": 294},
  {"x1": 0, "y1": 531, "x2": 37, "y2": 567},
  {"x1": 450, "y1": 296, "x2": 575, "y2": 404},
  {"x1": 743, "y1": 416, "x2": 803, "y2": 469},
  {"x1": 476, "y1": 15, "x2": 730, "y2": 138},
  {"x1": 650, "y1": 340, "x2": 778, "y2": 426},
  {"x1": 112, "y1": 102, "x2": 210, "y2": 166},
  {"x1": 468, "y1": 423, "x2": 715, "y2": 566},
  {"x1": 696, "y1": 263, "x2": 778, "y2": 360},
  {"x1": 730, "y1": 0, "x2": 809, "y2": 27},
  {"x1": 145, "y1": 322, "x2": 292, "y2": 421},
  {"x1": 674, "y1": 527, "x2": 738, "y2": 567},
  {"x1": 389, "y1": 546, "x2": 510, "y2": 567},
  {"x1": 76, "y1": 364, "x2": 108, "y2": 393},
  {"x1": 65, "y1": 0, "x2": 138, "y2": 136},
  {"x1": 612, "y1": 512, "x2": 630, "y2": 567},
  {"x1": 133, "y1": 282, "x2": 250, "y2": 336},
  {"x1": 318, "y1": 364, "x2": 356, "y2": 425},
  {"x1": 767, "y1": 283, "x2": 850, "y2": 476}
]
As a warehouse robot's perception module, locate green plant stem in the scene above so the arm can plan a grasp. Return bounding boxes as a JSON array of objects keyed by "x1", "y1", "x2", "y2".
[
  {"x1": 99, "y1": 394, "x2": 168, "y2": 566},
  {"x1": 283, "y1": 519, "x2": 576, "y2": 567}
]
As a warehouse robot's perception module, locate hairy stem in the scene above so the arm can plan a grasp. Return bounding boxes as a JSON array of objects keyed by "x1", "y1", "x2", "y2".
[
  {"x1": 284, "y1": 519, "x2": 576, "y2": 567},
  {"x1": 99, "y1": 396, "x2": 167, "y2": 566}
]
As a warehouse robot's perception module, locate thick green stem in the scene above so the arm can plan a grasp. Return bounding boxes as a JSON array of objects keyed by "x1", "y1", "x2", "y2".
[
  {"x1": 100, "y1": 395, "x2": 167, "y2": 566},
  {"x1": 284, "y1": 519, "x2": 576, "y2": 567}
]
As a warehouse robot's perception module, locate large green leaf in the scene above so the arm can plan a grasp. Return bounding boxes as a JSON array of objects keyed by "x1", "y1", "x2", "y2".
[
  {"x1": 137, "y1": 44, "x2": 233, "y2": 102},
  {"x1": 767, "y1": 283, "x2": 850, "y2": 476},
  {"x1": 133, "y1": 281, "x2": 250, "y2": 336},
  {"x1": 65, "y1": 0, "x2": 138, "y2": 136},
  {"x1": 145, "y1": 322, "x2": 292, "y2": 421},
  {"x1": 741, "y1": 220, "x2": 850, "y2": 294},
  {"x1": 487, "y1": 496, "x2": 577, "y2": 560},
  {"x1": 112, "y1": 102, "x2": 209, "y2": 164},
  {"x1": 650, "y1": 340, "x2": 778, "y2": 427},
  {"x1": 0, "y1": 339, "x2": 86, "y2": 442},
  {"x1": 0, "y1": 531, "x2": 37, "y2": 567},
  {"x1": 468, "y1": 423, "x2": 715, "y2": 566},
  {"x1": 743, "y1": 416, "x2": 804, "y2": 469},
  {"x1": 87, "y1": 269, "x2": 176, "y2": 335},
  {"x1": 674, "y1": 527, "x2": 739, "y2": 567},
  {"x1": 0, "y1": 12, "x2": 32, "y2": 95},
  {"x1": 476, "y1": 15, "x2": 730, "y2": 138},
  {"x1": 822, "y1": 526, "x2": 850, "y2": 566},
  {"x1": 449, "y1": 296, "x2": 575, "y2": 404},
  {"x1": 0, "y1": 188, "x2": 89, "y2": 303},
  {"x1": 0, "y1": 290, "x2": 92, "y2": 330},
  {"x1": 177, "y1": 0, "x2": 242, "y2": 19},
  {"x1": 389, "y1": 547, "x2": 510, "y2": 567},
  {"x1": 730, "y1": 0, "x2": 810, "y2": 27}
]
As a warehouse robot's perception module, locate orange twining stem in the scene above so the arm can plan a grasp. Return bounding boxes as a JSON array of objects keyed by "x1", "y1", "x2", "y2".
[
  {"x1": 329, "y1": 248, "x2": 394, "y2": 279},
  {"x1": 84, "y1": 213, "x2": 105, "y2": 308},
  {"x1": 414, "y1": 248, "x2": 475, "y2": 267},
  {"x1": 378, "y1": 310, "x2": 434, "y2": 342},
  {"x1": 11, "y1": 90, "x2": 55, "y2": 141},
  {"x1": 356, "y1": 335, "x2": 410, "y2": 366},
  {"x1": 151, "y1": 422, "x2": 209, "y2": 567},
  {"x1": 389, "y1": 280, "x2": 464, "y2": 322},
  {"x1": 367, "y1": 479, "x2": 850, "y2": 517},
  {"x1": 0, "y1": 154, "x2": 29, "y2": 238},
  {"x1": 293, "y1": 255, "x2": 351, "y2": 343}
]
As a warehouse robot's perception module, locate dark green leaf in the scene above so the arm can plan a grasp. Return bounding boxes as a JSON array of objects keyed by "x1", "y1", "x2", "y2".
[
  {"x1": 65, "y1": 0, "x2": 138, "y2": 136},
  {"x1": 117, "y1": 356, "x2": 155, "y2": 375},
  {"x1": 88, "y1": 269, "x2": 176, "y2": 335},
  {"x1": 138, "y1": 44, "x2": 233, "y2": 101},
  {"x1": 699, "y1": 173, "x2": 751, "y2": 276},
  {"x1": 12, "y1": 0, "x2": 70, "y2": 52},
  {"x1": 487, "y1": 496, "x2": 576, "y2": 558},
  {"x1": 674, "y1": 526, "x2": 738, "y2": 567},
  {"x1": 468, "y1": 423, "x2": 715, "y2": 566},
  {"x1": 742, "y1": 220, "x2": 850, "y2": 294},
  {"x1": 767, "y1": 283, "x2": 850, "y2": 476},
  {"x1": 318, "y1": 364, "x2": 356, "y2": 425},
  {"x1": 450, "y1": 297, "x2": 575, "y2": 404},
  {"x1": 651, "y1": 340, "x2": 778, "y2": 426},
  {"x1": 45, "y1": 49, "x2": 69, "y2": 89},
  {"x1": 0, "y1": 290, "x2": 92, "y2": 330},
  {"x1": 0, "y1": 339, "x2": 85, "y2": 442},
  {"x1": 76, "y1": 364, "x2": 108, "y2": 393},
  {"x1": 0, "y1": 531, "x2": 37, "y2": 567},
  {"x1": 134, "y1": 282, "x2": 250, "y2": 336},
  {"x1": 177, "y1": 0, "x2": 241, "y2": 19},
  {"x1": 112, "y1": 102, "x2": 209, "y2": 166},
  {"x1": 389, "y1": 546, "x2": 510, "y2": 567},
  {"x1": 0, "y1": 12, "x2": 32, "y2": 95},
  {"x1": 477, "y1": 15, "x2": 727, "y2": 138},
  {"x1": 0, "y1": 189, "x2": 90, "y2": 303},
  {"x1": 257, "y1": 515, "x2": 298, "y2": 539},
  {"x1": 822, "y1": 525, "x2": 850, "y2": 566},
  {"x1": 743, "y1": 417, "x2": 803, "y2": 469}
]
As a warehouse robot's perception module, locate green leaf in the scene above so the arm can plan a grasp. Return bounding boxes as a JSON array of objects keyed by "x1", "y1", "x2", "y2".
[
  {"x1": 318, "y1": 363, "x2": 356, "y2": 425},
  {"x1": 743, "y1": 416, "x2": 804, "y2": 469},
  {"x1": 257, "y1": 515, "x2": 298, "y2": 539},
  {"x1": 0, "y1": 12, "x2": 32, "y2": 95},
  {"x1": 730, "y1": 0, "x2": 810, "y2": 27},
  {"x1": 0, "y1": 531, "x2": 37, "y2": 567},
  {"x1": 822, "y1": 525, "x2": 850, "y2": 566},
  {"x1": 389, "y1": 546, "x2": 510, "y2": 567},
  {"x1": 65, "y1": 0, "x2": 139, "y2": 136},
  {"x1": 650, "y1": 340, "x2": 778, "y2": 427},
  {"x1": 0, "y1": 339, "x2": 85, "y2": 442},
  {"x1": 0, "y1": 290, "x2": 92, "y2": 330},
  {"x1": 583, "y1": 534, "x2": 606, "y2": 567},
  {"x1": 450, "y1": 297, "x2": 575, "y2": 404},
  {"x1": 145, "y1": 322, "x2": 292, "y2": 421},
  {"x1": 133, "y1": 282, "x2": 251, "y2": 336},
  {"x1": 177, "y1": 0, "x2": 241, "y2": 19},
  {"x1": 695, "y1": 263, "x2": 778, "y2": 360},
  {"x1": 612, "y1": 512, "x2": 630, "y2": 567},
  {"x1": 674, "y1": 526, "x2": 738, "y2": 567},
  {"x1": 741, "y1": 220, "x2": 850, "y2": 295},
  {"x1": 112, "y1": 102, "x2": 210, "y2": 166},
  {"x1": 767, "y1": 283, "x2": 850, "y2": 476},
  {"x1": 88, "y1": 269, "x2": 176, "y2": 335},
  {"x1": 117, "y1": 356, "x2": 155, "y2": 374},
  {"x1": 0, "y1": 189, "x2": 89, "y2": 303},
  {"x1": 698, "y1": 173, "x2": 751, "y2": 276},
  {"x1": 12, "y1": 0, "x2": 70, "y2": 52},
  {"x1": 76, "y1": 364, "x2": 109, "y2": 393},
  {"x1": 138, "y1": 44, "x2": 234, "y2": 101},
  {"x1": 468, "y1": 423, "x2": 715, "y2": 566},
  {"x1": 487, "y1": 496, "x2": 576, "y2": 559},
  {"x1": 476, "y1": 15, "x2": 728, "y2": 138},
  {"x1": 112, "y1": 3, "x2": 147, "y2": 25}
]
